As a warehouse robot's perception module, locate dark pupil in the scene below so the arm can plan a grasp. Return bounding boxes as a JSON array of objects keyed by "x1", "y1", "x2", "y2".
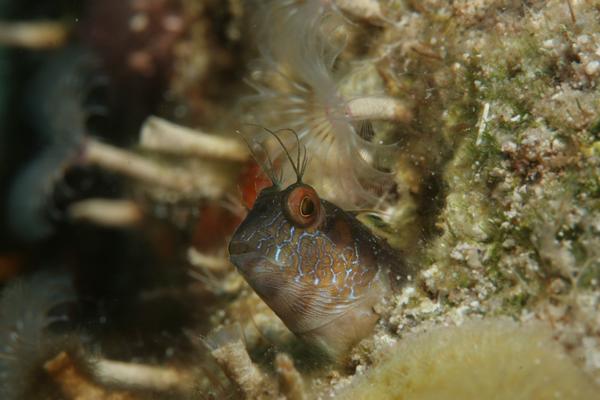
[{"x1": 300, "y1": 197, "x2": 314, "y2": 217}]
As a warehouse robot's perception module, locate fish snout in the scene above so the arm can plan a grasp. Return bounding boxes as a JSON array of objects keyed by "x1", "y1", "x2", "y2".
[{"x1": 228, "y1": 239, "x2": 255, "y2": 257}]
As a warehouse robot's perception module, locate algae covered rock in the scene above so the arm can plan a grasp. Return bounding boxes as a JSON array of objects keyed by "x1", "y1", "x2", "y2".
[{"x1": 365, "y1": 0, "x2": 600, "y2": 385}]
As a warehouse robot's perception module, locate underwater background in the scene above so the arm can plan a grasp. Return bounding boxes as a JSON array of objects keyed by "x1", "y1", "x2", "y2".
[{"x1": 1, "y1": 0, "x2": 600, "y2": 399}]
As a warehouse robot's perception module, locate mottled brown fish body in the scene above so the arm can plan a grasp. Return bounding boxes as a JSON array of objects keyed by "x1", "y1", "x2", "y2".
[{"x1": 229, "y1": 182, "x2": 407, "y2": 358}]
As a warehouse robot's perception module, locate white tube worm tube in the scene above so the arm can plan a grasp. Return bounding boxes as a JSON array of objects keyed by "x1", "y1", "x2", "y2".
[
  {"x1": 140, "y1": 116, "x2": 249, "y2": 162},
  {"x1": 94, "y1": 359, "x2": 194, "y2": 392},
  {"x1": 275, "y1": 353, "x2": 306, "y2": 400},
  {"x1": 187, "y1": 247, "x2": 231, "y2": 273},
  {"x1": 68, "y1": 199, "x2": 143, "y2": 228},
  {"x1": 83, "y1": 139, "x2": 225, "y2": 198},
  {"x1": 346, "y1": 96, "x2": 413, "y2": 123},
  {"x1": 211, "y1": 340, "x2": 271, "y2": 398},
  {"x1": 44, "y1": 352, "x2": 138, "y2": 400},
  {"x1": 0, "y1": 21, "x2": 68, "y2": 48},
  {"x1": 335, "y1": 0, "x2": 384, "y2": 21}
]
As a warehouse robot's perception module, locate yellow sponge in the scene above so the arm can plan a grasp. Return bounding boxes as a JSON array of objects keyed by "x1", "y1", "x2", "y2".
[{"x1": 337, "y1": 319, "x2": 598, "y2": 400}]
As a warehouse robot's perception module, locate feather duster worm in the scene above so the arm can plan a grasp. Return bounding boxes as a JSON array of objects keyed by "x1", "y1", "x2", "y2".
[
  {"x1": 7, "y1": 48, "x2": 113, "y2": 241},
  {"x1": 243, "y1": 1, "x2": 411, "y2": 209},
  {"x1": 0, "y1": 273, "x2": 79, "y2": 400}
]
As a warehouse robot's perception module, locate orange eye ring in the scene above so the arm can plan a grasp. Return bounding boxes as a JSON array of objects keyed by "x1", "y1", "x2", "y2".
[{"x1": 284, "y1": 184, "x2": 321, "y2": 228}]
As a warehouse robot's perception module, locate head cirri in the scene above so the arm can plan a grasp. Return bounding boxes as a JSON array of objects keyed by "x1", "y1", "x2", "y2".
[{"x1": 228, "y1": 128, "x2": 409, "y2": 359}]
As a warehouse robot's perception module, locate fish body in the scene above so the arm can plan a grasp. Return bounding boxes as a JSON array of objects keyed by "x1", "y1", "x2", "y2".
[{"x1": 229, "y1": 182, "x2": 409, "y2": 357}]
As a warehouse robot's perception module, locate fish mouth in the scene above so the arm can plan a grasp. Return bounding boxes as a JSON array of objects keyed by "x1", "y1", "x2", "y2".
[
  {"x1": 228, "y1": 240, "x2": 256, "y2": 257},
  {"x1": 228, "y1": 240, "x2": 265, "y2": 271},
  {"x1": 229, "y1": 252, "x2": 261, "y2": 266},
  {"x1": 228, "y1": 241, "x2": 284, "y2": 274}
]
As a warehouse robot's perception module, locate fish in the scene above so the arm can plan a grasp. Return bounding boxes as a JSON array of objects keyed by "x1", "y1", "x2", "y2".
[{"x1": 228, "y1": 129, "x2": 411, "y2": 359}]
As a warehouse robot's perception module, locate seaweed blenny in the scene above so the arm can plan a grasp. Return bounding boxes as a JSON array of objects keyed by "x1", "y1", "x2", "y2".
[{"x1": 229, "y1": 130, "x2": 411, "y2": 359}]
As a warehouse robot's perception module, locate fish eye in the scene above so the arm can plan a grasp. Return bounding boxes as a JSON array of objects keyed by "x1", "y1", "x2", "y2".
[
  {"x1": 284, "y1": 184, "x2": 321, "y2": 227},
  {"x1": 300, "y1": 196, "x2": 314, "y2": 217}
]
